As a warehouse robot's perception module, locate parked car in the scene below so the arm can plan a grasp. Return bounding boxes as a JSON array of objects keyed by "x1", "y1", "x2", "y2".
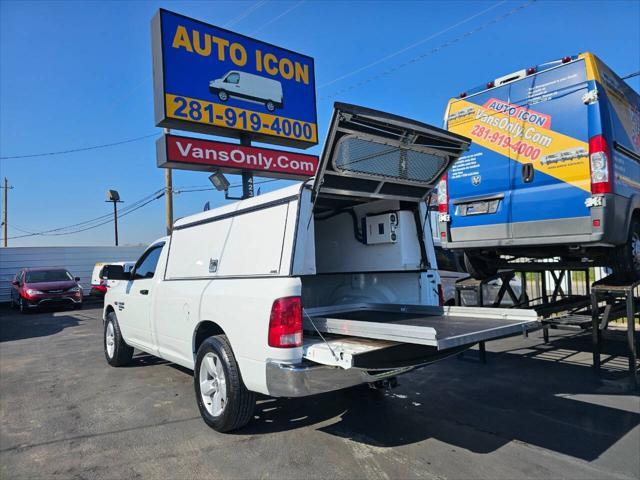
[
  {"x1": 101, "y1": 103, "x2": 537, "y2": 432},
  {"x1": 434, "y1": 241, "x2": 523, "y2": 306},
  {"x1": 90, "y1": 261, "x2": 135, "y2": 296},
  {"x1": 209, "y1": 70, "x2": 284, "y2": 112},
  {"x1": 440, "y1": 52, "x2": 640, "y2": 279},
  {"x1": 10, "y1": 267, "x2": 83, "y2": 312}
]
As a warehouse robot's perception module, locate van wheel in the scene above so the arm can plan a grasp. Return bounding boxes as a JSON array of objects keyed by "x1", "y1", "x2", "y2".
[
  {"x1": 194, "y1": 335, "x2": 256, "y2": 432},
  {"x1": 104, "y1": 312, "x2": 133, "y2": 366},
  {"x1": 218, "y1": 90, "x2": 229, "y2": 102},
  {"x1": 265, "y1": 101, "x2": 275, "y2": 112},
  {"x1": 612, "y1": 216, "x2": 640, "y2": 280},
  {"x1": 464, "y1": 252, "x2": 498, "y2": 280}
]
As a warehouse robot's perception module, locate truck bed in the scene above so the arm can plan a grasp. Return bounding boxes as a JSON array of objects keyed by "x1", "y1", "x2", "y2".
[{"x1": 303, "y1": 303, "x2": 538, "y2": 350}]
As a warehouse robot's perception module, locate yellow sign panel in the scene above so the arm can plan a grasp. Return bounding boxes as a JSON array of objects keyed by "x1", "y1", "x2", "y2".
[
  {"x1": 448, "y1": 99, "x2": 591, "y2": 192},
  {"x1": 166, "y1": 94, "x2": 318, "y2": 144}
]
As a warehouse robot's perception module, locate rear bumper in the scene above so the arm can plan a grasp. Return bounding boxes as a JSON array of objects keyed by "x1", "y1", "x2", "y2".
[
  {"x1": 265, "y1": 361, "x2": 413, "y2": 397},
  {"x1": 441, "y1": 193, "x2": 632, "y2": 249}
]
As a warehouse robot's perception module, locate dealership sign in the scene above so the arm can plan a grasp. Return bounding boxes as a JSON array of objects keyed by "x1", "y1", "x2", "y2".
[
  {"x1": 151, "y1": 9, "x2": 318, "y2": 149},
  {"x1": 157, "y1": 134, "x2": 318, "y2": 179}
]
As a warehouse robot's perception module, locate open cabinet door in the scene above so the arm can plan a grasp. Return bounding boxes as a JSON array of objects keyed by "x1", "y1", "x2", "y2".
[{"x1": 312, "y1": 103, "x2": 471, "y2": 203}]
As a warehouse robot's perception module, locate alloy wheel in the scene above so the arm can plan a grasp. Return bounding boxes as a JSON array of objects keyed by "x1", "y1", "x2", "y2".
[{"x1": 199, "y1": 352, "x2": 227, "y2": 417}]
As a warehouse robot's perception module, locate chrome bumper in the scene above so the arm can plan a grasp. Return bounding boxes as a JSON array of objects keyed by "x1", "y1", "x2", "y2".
[{"x1": 265, "y1": 361, "x2": 413, "y2": 397}]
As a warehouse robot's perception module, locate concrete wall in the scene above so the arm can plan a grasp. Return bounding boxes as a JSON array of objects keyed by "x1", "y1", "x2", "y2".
[{"x1": 0, "y1": 246, "x2": 146, "y2": 303}]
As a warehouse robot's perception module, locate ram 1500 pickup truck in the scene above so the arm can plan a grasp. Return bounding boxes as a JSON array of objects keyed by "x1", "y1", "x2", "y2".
[{"x1": 102, "y1": 103, "x2": 537, "y2": 432}]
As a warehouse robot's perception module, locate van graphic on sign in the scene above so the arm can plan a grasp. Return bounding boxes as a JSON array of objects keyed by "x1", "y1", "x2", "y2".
[{"x1": 209, "y1": 71, "x2": 284, "y2": 112}]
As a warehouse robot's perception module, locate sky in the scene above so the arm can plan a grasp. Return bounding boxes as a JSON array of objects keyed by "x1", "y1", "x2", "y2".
[{"x1": 1, "y1": 0, "x2": 639, "y2": 247}]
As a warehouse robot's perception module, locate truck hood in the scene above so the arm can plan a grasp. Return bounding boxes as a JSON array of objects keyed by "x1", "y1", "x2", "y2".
[
  {"x1": 312, "y1": 102, "x2": 471, "y2": 203},
  {"x1": 25, "y1": 280, "x2": 78, "y2": 292}
]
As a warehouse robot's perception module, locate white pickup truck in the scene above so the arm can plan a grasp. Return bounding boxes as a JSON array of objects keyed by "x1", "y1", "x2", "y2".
[{"x1": 102, "y1": 103, "x2": 537, "y2": 432}]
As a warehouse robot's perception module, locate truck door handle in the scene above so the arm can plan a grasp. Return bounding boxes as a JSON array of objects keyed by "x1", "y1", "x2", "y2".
[
  {"x1": 522, "y1": 163, "x2": 534, "y2": 183},
  {"x1": 140, "y1": 289, "x2": 149, "y2": 295}
]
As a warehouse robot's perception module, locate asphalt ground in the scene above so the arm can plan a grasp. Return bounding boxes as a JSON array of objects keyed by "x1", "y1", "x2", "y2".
[{"x1": 1, "y1": 304, "x2": 639, "y2": 479}]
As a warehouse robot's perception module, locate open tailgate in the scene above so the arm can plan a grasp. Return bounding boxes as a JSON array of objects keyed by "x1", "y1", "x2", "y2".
[
  {"x1": 303, "y1": 303, "x2": 538, "y2": 368},
  {"x1": 312, "y1": 103, "x2": 471, "y2": 203}
]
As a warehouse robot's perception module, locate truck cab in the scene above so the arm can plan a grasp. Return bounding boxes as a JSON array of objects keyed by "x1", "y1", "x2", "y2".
[{"x1": 102, "y1": 103, "x2": 538, "y2": 432}]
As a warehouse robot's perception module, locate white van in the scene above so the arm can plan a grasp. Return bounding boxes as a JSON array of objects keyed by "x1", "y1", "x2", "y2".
[
  {"x1": 209, "y1": 71, "x2": 283, "y2": 112},
  {"x1": 90, "y1": 261, "x2": 135, "y2": 296},
  {"x1": 102, "y1": 104, "x2": 537, "y2": 432}
]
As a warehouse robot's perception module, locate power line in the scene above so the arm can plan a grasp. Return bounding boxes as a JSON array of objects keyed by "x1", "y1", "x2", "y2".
[
  {"x1": 249, "y1": 0, "x2": 306, "y2": 35},
  {"x1": 7, "y1": 179, "x2": 282, "y2": 240},
  {"x1": 224, "y1": 0, "x2": 268, "y2": 28},
  {"x1": 0, "y1": 133, "x2": 158, "y2": 160},
  {"x1": 318, "y1": 0, "x2": 507, "y2": 89},
  {"x1": 320, "y1": 0, "x2": 537, "y2": 100},
  {"x1": 7, "y1": 189, "x2": 165, "y2": 239}
]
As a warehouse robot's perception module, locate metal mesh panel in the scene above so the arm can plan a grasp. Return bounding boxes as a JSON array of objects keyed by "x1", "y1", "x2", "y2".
[{"x1": 334, "y1": 136, "x2": 447, "y2": 184}]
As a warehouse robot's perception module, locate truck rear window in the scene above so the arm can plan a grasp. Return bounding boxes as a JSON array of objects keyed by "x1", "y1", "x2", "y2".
[{"x1": 334, "y1": 135, "x2": 447, "y2": 184}]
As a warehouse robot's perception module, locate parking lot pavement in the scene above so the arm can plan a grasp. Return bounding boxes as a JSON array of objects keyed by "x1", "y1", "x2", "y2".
[{"x1": 0, "y1": 305, "x2": 638, "y2": 480}]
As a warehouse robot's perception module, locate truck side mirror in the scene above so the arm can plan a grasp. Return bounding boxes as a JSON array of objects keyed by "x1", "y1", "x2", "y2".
[
  {"x1": 74, "y1": 277, "x2": 81, "y2": 282},
  {"x1": 11, "y1": 280, "x2": 19, "y2": 286},
  {"x1": 102, "y1": 265, "x2": 130, "y2": 281}
]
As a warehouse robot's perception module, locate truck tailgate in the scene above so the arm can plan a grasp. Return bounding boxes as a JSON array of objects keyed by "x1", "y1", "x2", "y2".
[{"x1": 303, "y1": 303, "x2": 537, "y2": 351}]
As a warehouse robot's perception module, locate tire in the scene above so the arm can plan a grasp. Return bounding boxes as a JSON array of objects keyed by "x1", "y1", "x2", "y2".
[
  {"x1": 218, "y1": 90, "x2": 228, "y2": 102},
  {"x1": 194, "y1": 335, "x2": 256, "y2": 432},
  {"x1": 104, "y1": 311, "x2": 134, "y2": 366},
  {"x1": 265, "y1": 101, "x2": 275, "y2": 112},
  {"x1": 464, "y1": 252, "x2": 498, "y2": 280},
  {"x1": 612, "y1": 216, "x2": 640, "y2": 280}
]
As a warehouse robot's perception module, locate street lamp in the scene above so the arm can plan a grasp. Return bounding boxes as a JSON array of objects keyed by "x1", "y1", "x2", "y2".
[{"x1": 106, "y1": 190, "x2": 123, "y2": 246}]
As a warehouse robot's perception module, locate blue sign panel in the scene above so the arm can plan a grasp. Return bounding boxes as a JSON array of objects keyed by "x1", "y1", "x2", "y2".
[{"x1": 152, "y1": 9, "x2": 318, "y2": 148}]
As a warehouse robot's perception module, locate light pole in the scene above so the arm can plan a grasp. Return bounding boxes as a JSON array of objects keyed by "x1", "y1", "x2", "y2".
[{"x1": 106, "y1": 190, "x2": 123, "y2": 246}]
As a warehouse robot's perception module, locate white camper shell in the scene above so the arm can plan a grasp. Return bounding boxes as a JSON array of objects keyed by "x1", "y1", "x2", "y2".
[
  {"x1": 103, "y1": 103, "x2": 537, "y2": 432},
  {"x1": 209, "y1": 70, "x2": 284, "y2": 112}
]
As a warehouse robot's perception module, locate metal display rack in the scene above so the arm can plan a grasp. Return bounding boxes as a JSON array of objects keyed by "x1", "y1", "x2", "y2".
[{"x1": 455, "y1": 270, "x2": 639, "y2": 386}]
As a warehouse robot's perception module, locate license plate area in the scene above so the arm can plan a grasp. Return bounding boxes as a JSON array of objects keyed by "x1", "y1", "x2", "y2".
[{"x1": 456, "y1": 199, "x2": 500, "y2": 216}]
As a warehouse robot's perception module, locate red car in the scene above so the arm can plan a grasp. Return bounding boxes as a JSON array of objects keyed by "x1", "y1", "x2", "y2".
[{"x1": 10, "y1": 267, "x2": 83, "y2": 312}]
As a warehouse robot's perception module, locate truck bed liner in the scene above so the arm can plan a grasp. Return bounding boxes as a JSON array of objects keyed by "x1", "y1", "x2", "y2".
[{"x1": 304, "y1": 303, "x2": 538, "y2": 350}]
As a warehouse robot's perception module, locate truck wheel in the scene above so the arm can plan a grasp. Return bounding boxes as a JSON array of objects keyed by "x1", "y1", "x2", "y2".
[
  {"x1": 265, "y1": 101, "x2": 275, "y2": 112},
  {"x1": 464, "y1": 252, "x2": 498, "y2": 280},
  {"x1": 218, "y1": 90, "x2": 228, "y2": 102},
  {"x1": 194, "y1": 335, "x2": 256, "y2": 432},
  {"x1": 612, "y1": 216, "x2": 640, "y2": 280},
  {"x1": 104, "y1": 311, "x2": 133, "y2": 366}
]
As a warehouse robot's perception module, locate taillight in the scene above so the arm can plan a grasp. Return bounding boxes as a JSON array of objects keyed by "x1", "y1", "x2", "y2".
[
  {"x1": 437, "y1": 174, "x2": 449, "y2": 213},
  {"x1": 268, "y1": 297, "x2": 303, "y2": 348},
  {"x1": 589, "y1": 134, "x2": 612, "y2": 194}
]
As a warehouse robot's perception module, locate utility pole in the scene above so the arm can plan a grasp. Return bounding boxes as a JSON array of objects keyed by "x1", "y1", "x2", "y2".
[
  {"x1": 1, "y1": 177, "x2": 12, "y2": 247},
  {"x1": 240, "y1": 134, "x2": 254, "y2": 199},
  {"x1": 164, "y1": 128, "x2": 174, "y2": 235},
  {"x1": 106, "y1": 190, "x2": 123, "y2": 246}
]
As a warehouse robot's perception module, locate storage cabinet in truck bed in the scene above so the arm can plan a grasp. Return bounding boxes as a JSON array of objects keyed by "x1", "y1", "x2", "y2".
[{"x1": 102, "y1": 103, "x2": 538, "y2": 432}]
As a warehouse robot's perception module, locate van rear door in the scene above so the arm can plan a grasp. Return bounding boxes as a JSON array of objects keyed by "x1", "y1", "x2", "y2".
[
  {"x1": 312, "y1": 103, "x2": 471, "y2": 203},
  {"x1": 507, "y1": 61, "x2": 591, "y2": 240},
  {"x1": 446, "y1": 60, "x2": 592, "y2": 242}
]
